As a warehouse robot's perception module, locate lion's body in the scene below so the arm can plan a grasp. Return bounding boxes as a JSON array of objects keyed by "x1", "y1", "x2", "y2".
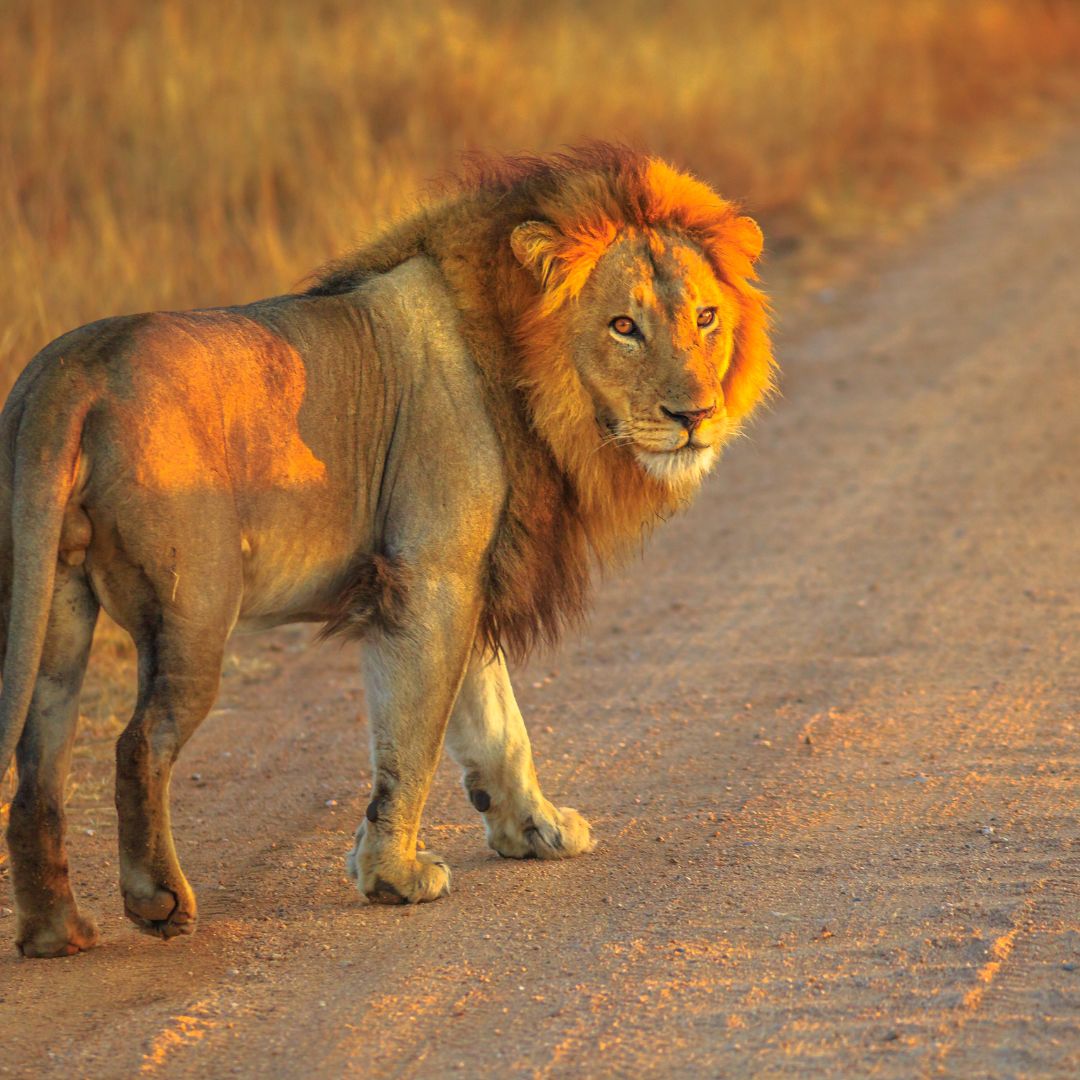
[
  {"x1": 0, "y1": 145, "x2": 773, "y2": 956},
  {"x1": 0, "y1": 262, "x2": 504, "y2": 637}
]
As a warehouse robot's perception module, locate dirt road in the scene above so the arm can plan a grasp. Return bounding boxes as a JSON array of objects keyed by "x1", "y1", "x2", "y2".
[{"x1": 2, "y1": 131, "x2": 1078, "y2": 1078}]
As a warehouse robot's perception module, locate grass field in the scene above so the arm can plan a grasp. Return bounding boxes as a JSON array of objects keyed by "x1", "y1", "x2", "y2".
[
  {"x1": 3, "y1": 0, "x2": 1079, "y2": 399},
  {"x1": 1, "y1": 0, "x2": 1079, "y2": 823}
]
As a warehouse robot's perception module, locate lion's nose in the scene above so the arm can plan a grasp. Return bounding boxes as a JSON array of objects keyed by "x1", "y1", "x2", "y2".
[{"x1": 661, "y1": 403, "x2": 716, "y2": 432}]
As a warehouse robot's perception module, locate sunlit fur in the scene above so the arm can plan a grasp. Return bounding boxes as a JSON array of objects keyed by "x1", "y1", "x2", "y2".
[{"x1": 310, "y1": 144, "x2": 775, "y2": 659}]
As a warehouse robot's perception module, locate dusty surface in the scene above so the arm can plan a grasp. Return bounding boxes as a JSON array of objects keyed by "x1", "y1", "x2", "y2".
[{"x1": 1, "y1": 131, "x2": 1078, "y2": 1078}]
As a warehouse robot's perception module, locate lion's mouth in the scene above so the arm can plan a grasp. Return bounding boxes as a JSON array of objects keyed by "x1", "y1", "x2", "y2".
[
  {"x1": 599, "y1": 415, "x2": 719, "y2": 485},
  {"x1": 633, "y1": 442, "x2": 717, "y2": 486}
]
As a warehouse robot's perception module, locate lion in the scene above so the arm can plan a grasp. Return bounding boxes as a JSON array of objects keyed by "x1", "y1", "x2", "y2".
[{"x1": 0, "y1": 144, "x2": 773, "y2": 957}]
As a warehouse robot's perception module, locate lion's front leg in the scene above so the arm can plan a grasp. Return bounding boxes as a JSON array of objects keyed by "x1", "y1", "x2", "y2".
[
  {"x1": 445, "y1": 648, "x2": 594, "y2": 860},
  {"x1": 346, "y1": 574, "x2": 481, "y2": 904}
]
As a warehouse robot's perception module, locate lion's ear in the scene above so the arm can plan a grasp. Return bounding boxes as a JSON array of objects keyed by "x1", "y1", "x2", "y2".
[
  {"x1": 731, "y1": 215, "x2": 764, "y2": 264},
  {"x1": 510, "y1": 220, "x2": 564, "y2": 285}
]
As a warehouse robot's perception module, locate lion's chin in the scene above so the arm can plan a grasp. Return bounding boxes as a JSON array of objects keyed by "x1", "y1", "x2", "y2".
[{"x1": 634, "y1": 444, "x2": 717, "y2": 488}]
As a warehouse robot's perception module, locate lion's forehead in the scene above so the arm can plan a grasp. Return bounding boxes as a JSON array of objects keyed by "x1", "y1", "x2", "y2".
[
  {"x1": 654, "y1": 240, "x2": 719, "y2": 306},
  {"x1": 616, "y1": 233, "x2": 720, "y2": 315}
]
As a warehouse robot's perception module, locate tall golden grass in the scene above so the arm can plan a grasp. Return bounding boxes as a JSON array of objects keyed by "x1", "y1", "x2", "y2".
[
  {"x1": 2, "y1": 0, "x2": 1079, "y2": 400},
  {"x1": 0, "y1": 0, "x2": 1078, "y2": 825}
]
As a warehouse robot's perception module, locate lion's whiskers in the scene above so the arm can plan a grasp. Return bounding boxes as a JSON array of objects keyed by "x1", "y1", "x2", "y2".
[{"x1": 587, "y1": 429, "x2": 636, "y2": 461}]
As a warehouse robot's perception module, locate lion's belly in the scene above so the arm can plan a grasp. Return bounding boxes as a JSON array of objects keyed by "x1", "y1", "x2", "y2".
[
  {"x1": 233, "y1": 535, "x2": 349, "y2": 632},
  {"x1": 234, "y1": 543, "x2": 343, "y2": 631},
  {"x1": 225, "y1": 471, "x2": 377, "y2": 631}
]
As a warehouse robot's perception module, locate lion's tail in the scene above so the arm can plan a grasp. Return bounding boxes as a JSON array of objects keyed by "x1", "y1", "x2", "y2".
[{"x1": 0, "y1": 376, "x2": 89, "y2": 779}]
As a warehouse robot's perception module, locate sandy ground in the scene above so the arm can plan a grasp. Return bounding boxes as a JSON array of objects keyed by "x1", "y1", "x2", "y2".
[{"x1": 1, "y1": 131, "x2": 1078, "y2": 1078}]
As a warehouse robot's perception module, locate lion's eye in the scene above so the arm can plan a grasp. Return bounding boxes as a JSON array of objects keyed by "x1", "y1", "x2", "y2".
[
  {"x1": 610, "y1": 316, "x2": 638, "y2": 337},
  {"x1": 697, "y1": 307, "x2": 716, "y2": 329}
]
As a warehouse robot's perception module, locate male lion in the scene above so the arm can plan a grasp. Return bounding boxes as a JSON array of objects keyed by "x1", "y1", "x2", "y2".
[{"x1": 0, "y1": 145, "x2": 773, "y2": 957}]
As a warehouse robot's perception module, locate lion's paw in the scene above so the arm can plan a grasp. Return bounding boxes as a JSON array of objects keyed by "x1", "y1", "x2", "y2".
[
  {"x1": 122, "y1": 879, "x2": 197, "y2": 939},
  {"x1": 16, "y1": 906, "x2": 99, "y2": 959},
  {"x1": 347, "y1": 835, "x2": 451, "y2": 905},
  {"x1": 488, "y1": 803, "x2": 595, "y2": 861}
]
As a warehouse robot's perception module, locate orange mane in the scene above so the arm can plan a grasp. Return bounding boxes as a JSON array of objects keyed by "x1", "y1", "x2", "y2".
[{"x1": 310, "y1": 144, "x2": 774, "y2": 658}]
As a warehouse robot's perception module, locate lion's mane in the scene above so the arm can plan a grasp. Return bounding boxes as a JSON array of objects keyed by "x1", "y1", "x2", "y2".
[{"x1": 309, "y1": 144, "x2": 774, "y2": 659}]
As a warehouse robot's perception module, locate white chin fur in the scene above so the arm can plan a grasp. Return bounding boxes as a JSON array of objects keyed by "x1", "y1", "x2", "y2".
[{"x1": 635, "y1": 445, "x2": 717, "y2": 487}]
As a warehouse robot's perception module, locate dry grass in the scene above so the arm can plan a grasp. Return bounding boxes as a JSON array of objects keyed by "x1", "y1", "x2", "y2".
[
  {"x1": 2, "y1": 0, "x2": 1079, "y2": 399},
  {"x1": 0, "y1": 0, "x2": 1079, "y2": 818}
]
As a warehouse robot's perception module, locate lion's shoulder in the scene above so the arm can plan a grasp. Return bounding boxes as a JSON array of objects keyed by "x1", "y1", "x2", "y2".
[
  {"x1": 355, "y1": 256, "x2": 508, "y2": 510},
  {"x1": 357, "y1": 256, "x2": 460, "y2": 341},
  {"x1": 355, "y1": 256, "x2": 477, "y2": 386}
]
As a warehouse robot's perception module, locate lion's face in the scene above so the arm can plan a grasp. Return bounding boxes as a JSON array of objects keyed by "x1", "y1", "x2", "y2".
[
  {"x1": 510, "y1": 165, "x2": 770, "y2": 507},
  {"x1": 566, "y1": 231, "x2": 735, "y2": 488}
]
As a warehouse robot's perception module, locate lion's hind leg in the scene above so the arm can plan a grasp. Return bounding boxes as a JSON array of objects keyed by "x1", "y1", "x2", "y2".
[
  {"x1": 7, "y1": 563, "x2": 101, "y2": 958},
  {"x1": 93, "y1": 501, "x2": 242, "y2": 941},
  {"x1": 445, "y1": 648, "x2": 594, "y2": 861},
  {"x1": 113, "y1": 599, "x2": 234, "y2": 940}
]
